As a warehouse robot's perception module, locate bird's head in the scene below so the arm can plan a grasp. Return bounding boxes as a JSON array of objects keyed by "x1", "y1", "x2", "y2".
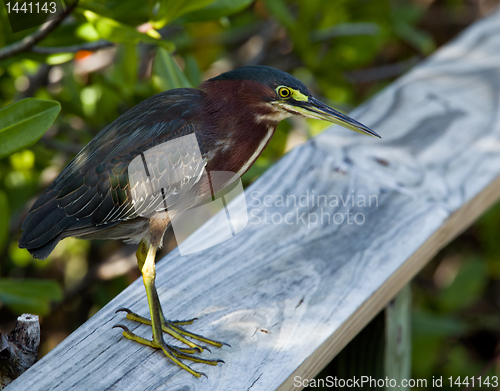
[{"x1": 206, "y1": 65, "x2": 380, "y2": 138}]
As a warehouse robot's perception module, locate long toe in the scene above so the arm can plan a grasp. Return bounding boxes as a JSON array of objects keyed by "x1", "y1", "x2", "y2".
[
  {"x1": 165, "y1": 322, "x2": 226, "y2": 348},
  {"x1": 114, "y1": 325, "x2": 220, "y2": 377},
  {"x1": 168, "y1": 345, "x2": 223, "y2": 366}
]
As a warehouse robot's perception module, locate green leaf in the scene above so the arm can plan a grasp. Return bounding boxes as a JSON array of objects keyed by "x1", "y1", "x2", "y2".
[
  {"x1": 153, "y1": 48, "x2": 193, "y2": 90},
  {"x1": 46, "y1": 53, "x2": 75, "y2": 65},
  {"x1": 0, "y1": 191, "x2": 9, "y2": 254},
  {"x1": 0, "y1": 98, "x2": 61, "y2": 159},
  {"x1": 184, "y1": 55, "x2": 202, "y2": 86},
  {"x1": 111, "y1": 44, "x2": 138, "y2": 96},
  {"x1": 83, "y1": 10, "x2": 174, "y2": 51},
  {"x1": 262, "y1": 0, "x2": 295, "y2": 30},
  {"x1": 0, "y1": 279, "x2": 63, "y2": 315},
  {"x1": 438, "y1": 259, "x2": 487, "y2": 312},
  {"x1": 392, "y1": 19, "x2": 435, "y2": 55},
  {"x1": 77, "y1": 0, "x2": 115, "y2": 18},
  {"x1": 412, "y1": 310, "x2": 468, "y2": 337},
  {"x1": 180, "y1": 0, "x2": 254, "y2": 23},
  {"x1": 150, "y1": 0, "x2": 217, "y2": 28}
]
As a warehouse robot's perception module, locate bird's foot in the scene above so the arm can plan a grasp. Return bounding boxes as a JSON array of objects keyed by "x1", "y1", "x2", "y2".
[
  {"x1": 118, "y1": 242, "x2": 228, "y2": 377},
  {"x1": 113, "y1": 324, "x2": 223, "y2": 377},
  {"x1": 115, "y1": 308, "x2": 228, "y2": 353}
]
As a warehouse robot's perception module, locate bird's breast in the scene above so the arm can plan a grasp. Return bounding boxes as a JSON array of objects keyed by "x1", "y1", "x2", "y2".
[
  {"x1": 202, "y1": 122, "x2": 276, "y2": 179},
  {"x1": 234, "y1": 124, "x2": 275, "y2": 177}
]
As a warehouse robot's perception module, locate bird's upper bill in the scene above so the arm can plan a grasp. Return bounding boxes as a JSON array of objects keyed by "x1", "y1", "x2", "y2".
[{"x1": 273, "y1": 88, "x2": 381, "y2": 138}]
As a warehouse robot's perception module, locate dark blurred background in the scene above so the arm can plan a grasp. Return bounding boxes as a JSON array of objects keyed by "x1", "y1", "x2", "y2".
[{"x1": 0, "y1": 0, "x2": 499, "y2": 387}]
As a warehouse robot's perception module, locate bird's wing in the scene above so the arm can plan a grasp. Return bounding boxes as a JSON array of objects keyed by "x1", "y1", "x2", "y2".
[{"x1": 19, "y1": 88, "x2": 208, "y2": 256}]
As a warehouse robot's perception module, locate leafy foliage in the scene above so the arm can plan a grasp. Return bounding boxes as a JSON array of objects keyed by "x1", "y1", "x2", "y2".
[
  {"x1": 0, "y1": 98, "x2": 60, "y2": 159},
  {"x1": 153, "y1": 48, "x2": 193, "y2": 90},
  {"x1": 0, "y1": 0, "x2": 498, "y2": 381},
  {"x1": 83, "y1": 10, "x2": 174, "y2": 50},
  {"x1": 0, "y1": 279, "x2": 63, "y2": 315},
  {"x1": 150, "y1": 0, "x2": 217, "y2": 28}
]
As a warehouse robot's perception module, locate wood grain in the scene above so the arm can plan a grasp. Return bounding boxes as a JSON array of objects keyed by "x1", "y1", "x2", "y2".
[
  {"x1": 385, "y1": 284, "x2": 411, "y2": 389},
  {"x1": 7, "y1": 7, "x2": 500, "y2": 391}
]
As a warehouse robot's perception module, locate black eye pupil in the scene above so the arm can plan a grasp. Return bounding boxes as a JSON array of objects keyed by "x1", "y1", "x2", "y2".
[{"x1": 281, "y1": 88, "x2": 289, "y2": 97}]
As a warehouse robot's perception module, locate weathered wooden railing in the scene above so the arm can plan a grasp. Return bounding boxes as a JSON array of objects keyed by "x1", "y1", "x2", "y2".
[{"x1": 7, "y1": 7, "x2": 500, "y2": 390}]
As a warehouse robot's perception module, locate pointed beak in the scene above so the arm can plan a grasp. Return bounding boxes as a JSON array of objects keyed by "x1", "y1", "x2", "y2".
[{"x1": 296, "y1": 97, "x2": 381, "y2": 138}]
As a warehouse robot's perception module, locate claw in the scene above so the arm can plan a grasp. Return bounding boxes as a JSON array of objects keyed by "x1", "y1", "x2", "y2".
[
  {"x1": 113, "y1": 324, "x2": 130, "y2": 332},
  {"x1": 202, "y1": 346, "x2": 212, "y2": 354},
  {"x1": 193, "y1": 346, "x2": 203, "y2": 354},
  {"x1": 115, "y1": 308, "x2": 132, "y2": 315}
]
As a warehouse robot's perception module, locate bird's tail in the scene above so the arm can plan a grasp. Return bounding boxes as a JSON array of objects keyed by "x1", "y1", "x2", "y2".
[{"x1": 19, "y1": 191, "x2": 72, "y2": 260}]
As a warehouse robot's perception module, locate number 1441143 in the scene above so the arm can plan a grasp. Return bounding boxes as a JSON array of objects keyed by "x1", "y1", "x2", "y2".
[
  {"x1": 5, "y1": 2, "x2": 57, "y2": 13},
  {"x1": 449, "y1": 376, "x2": 499, "y2": 388}
]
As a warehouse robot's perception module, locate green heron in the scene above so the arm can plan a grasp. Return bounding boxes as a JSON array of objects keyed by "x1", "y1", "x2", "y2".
[{"x1": 19, "y1": 65, "x2": 379, "y2": 377}]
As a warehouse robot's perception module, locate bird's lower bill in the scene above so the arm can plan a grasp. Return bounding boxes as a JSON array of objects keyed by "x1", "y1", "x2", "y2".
[{"x1": 283, "y1": 97, "x2": 381, "y2": 138}]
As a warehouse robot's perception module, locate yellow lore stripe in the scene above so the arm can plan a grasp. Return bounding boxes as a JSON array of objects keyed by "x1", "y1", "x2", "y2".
[{"x1": 275, "y1": 86, "x2": 309, "y2": 102}]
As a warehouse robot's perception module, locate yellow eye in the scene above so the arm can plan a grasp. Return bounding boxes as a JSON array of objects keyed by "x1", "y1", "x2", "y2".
[{"x1": 278, "y1": 87, "x2": 291, "y2": 98}]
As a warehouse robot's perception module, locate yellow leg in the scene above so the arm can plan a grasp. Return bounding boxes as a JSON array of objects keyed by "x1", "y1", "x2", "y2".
[{"x1": 114, "y1": 241, "x2": 224, "y2": 377}]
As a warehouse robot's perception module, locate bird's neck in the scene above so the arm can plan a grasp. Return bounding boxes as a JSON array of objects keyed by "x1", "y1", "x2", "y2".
[
  {"x1": 199, "y1": 80, "x2": 279, "y2": 176},
  {"x1": 200, "y1": 79, "x2": 280, "y2": 126}
]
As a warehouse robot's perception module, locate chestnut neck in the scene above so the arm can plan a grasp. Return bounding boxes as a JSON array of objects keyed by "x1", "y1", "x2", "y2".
[
  {"x1": 198, "y1": 79, "x2": 279, "y2": 175},
  {"x1": 200, "y1": 79, "x2": 279, "y2": 132}
]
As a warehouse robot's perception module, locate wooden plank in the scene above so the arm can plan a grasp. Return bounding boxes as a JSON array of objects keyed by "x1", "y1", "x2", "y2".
[
  {"x1": 384, "y1": 284, "x2": 411, "y2": 390},
  {"x1": 315, "y1": 284, "x2": 410, "y2": 390},
  {"x1": 7, "y1": 8, "x2": 500, "y2": 391},
  {"x1": 327, "y1": 304, "x2": 386, "y2": 390}
]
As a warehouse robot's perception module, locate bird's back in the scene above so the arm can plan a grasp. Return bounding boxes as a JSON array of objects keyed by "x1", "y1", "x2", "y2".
[{"x1": 19, "y1": 88, "x2": 206, "y2": 259}]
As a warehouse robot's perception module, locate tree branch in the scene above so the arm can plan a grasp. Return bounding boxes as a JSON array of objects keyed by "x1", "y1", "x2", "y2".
[
  {"x1": 0, "y1": 314, "x2": 40, "y2": 387},
  {"x1": 344, "y1": 56, "x2": 421, "y2": 83},
  {"x1": 31, "y1": 40, "x2": 114, "y2": 54},
  {"x1": 0, "y1": 1, "x2": 79, "y2": 61}
]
